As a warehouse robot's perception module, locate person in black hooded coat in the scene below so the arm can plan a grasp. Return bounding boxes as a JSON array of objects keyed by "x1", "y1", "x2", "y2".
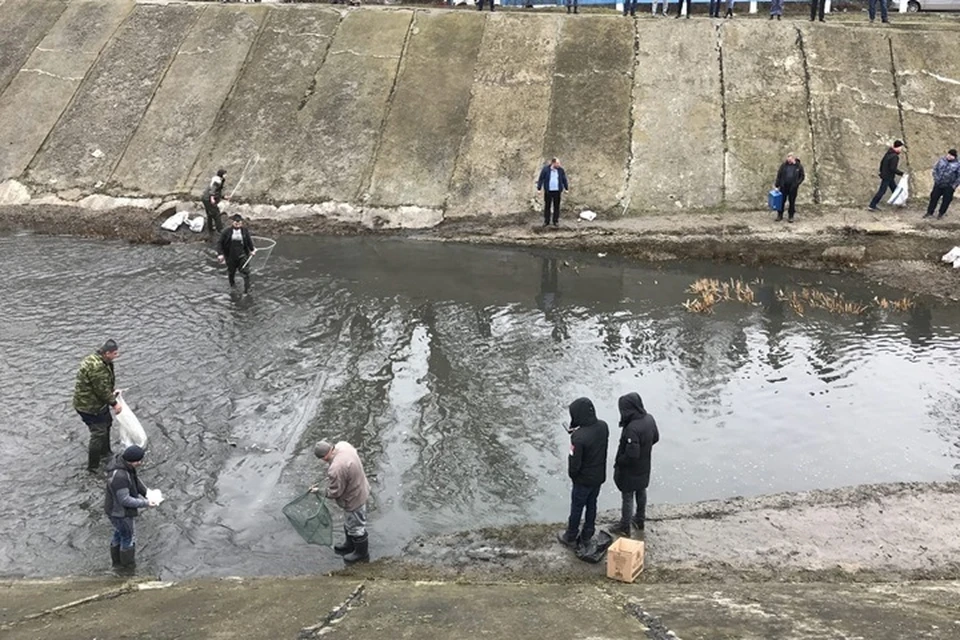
[
  {"x1": 557, "y1": 397, "x2": 609, "y2": 547},
  {"x1": 612, "y1": 392, "x2": 659, "y2": 536}
]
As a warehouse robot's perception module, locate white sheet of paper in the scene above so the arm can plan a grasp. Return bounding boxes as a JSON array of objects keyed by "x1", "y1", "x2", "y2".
[{"x1": 146, "y1": 488, "x2": 164, "y2": 505}]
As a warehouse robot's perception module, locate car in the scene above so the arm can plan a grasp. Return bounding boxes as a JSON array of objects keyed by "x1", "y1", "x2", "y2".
[{"x1": 907, "y1": 0, "x2": 960, "y2": 11}]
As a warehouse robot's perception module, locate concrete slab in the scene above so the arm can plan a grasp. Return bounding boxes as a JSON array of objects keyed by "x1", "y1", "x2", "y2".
[
  {"x1": 724, "y1": 22, "x2": 814, "y2": 208},
  {"x1": 447, "y1": 14, "x2": 560, "y2": 218},
  {"x1": 25, "y1": 4, "x2": 200, "y2": 190},
  {"x1": 543, "y1": 16, "x2": 633, "y2": 214},
  {"x1": 806, "y1": 26, "x2": 903, "y2": 206},
  {"x1": 0, "y1": 578, "x2": 122, "y2": 626},
  {"x1": 275, "y1": 9, "x2": 412, "y2": 203},
  {"x1": 0, "y1": 0, "x2": 133, "y2": 181},
  {"x1": 187, "y1": 6, "x2": 340, "y2": 202},
  {"x1": 891, "y1": 29, "x2": 960, "y2": 197},
  {"x1": 626, "y1": 21, "x2": 723, "y2": 213},
  {"x1": 111, "y1": 4, "x2": 266, "y2": 195},
  {"x1": 7, "y1": 577, "x2": 356, "y2": 640},
  {"x1": 325, "y1": 581, "x2": 640, "y2": 640},
  {"x1": 0, "y1": 0, "x2": 68, "y2": 97},
  {"x1": 366, "y1": 11, "x2": 483, "y2": 209}
]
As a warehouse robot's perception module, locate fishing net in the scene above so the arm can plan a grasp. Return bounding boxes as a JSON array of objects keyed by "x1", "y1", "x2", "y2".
[
  {"x1": 282, "y1": 491, "x2": 333, "y2": 546},
  {"x1": 242, "y1": 236, "x2": 276, "y2": 273}
]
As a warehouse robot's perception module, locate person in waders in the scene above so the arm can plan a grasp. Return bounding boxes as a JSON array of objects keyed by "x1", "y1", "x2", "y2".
[
  {"x1": 73, "y1": 339, "x2": 121, "y2": 472},
  {"x1": 202, "y1": 169, "x2": 227, "y2": 235},
  {"x1": 311, "y1": 440, "x2": 371, "y2": 564},
  {"x1": 217, "y1": 214, "x2": 256, "y2": 293}
]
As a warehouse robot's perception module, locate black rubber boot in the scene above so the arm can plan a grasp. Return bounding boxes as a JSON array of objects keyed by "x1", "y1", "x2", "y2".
[
  {"x1": 556, "y1": 530, "x2": 578, "y2": 548},
  {"x1": 610, "y1": 523, "x2": 631, "y2": 538},
  {"x1": 87, "y1": 448, "x2": 101, "y2": 473},
  {"x1": 110, "y1": 545, "x2": 121, "y2": 569},
  {"x1": 118, "y1": 546, "x2": 136, "y2": 575},
  {"x1": 343, "y1": 534, "x2": 369, "y2": 564},
  {"x1": 334, "y1": 527, "x2": 354, "y2": 556}
]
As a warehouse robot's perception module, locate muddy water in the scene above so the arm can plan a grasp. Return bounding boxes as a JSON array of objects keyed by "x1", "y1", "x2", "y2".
[{"x1": 1, "y1": 233, "x2": 958, "y2": 579}]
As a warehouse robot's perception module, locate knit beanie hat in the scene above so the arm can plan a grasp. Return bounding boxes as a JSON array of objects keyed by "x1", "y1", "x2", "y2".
[
  {"x1": 122, "y1": 445, "x2": 145, "y2": 462},
  {"x1": 314, "y1": 440, "x2": 333, "y2": 459}
]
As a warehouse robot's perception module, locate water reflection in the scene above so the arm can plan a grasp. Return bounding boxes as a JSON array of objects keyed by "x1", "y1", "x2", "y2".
[{"x1": 1, "y1": 235, "x2": 959, "y2": 579}]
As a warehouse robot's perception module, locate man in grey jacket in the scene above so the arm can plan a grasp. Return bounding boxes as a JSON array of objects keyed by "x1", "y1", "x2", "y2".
[
  {"x1": 312, "y1": 440, "x2": 372, "y2": 564},
  {"x1": 104, "y1": 445, "x2": 157, "y2": 573},
  {"x1": 924, "y1": 149, "x2": 960, "y2": 219}
]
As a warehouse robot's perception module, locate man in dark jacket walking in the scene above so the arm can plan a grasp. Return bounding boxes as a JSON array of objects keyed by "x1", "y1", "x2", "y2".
[
  {"x1": 202, "y1": 169, "x2": 228, "y2": 234},
  {"x1": 924, "y1": 149, "x2": 960, "y2": 219},
  {"x1": 774, "y1": 153, "x2": 805, "y2": 222},
  {"x1": 611, "y1": 392, "x2": 659, "y2": 537},
  {"x1": 73, "y1": 339, "x2": 121, "y2": 472},
  {"x1": 104, "y1": 445, "x2": 157, "y2": 573},
  {"x1": 557, "y1": 397, "x2": 609, "y2": 547},
  {"x1": 536, "y1": 157, "x2": 569, "y2": 227},
  {"x1": 217, "y1": 214, "x2": 256, "y2": 292},
  {"x1": 868, "y1": 140, "x2": 905, "y2": 211}
]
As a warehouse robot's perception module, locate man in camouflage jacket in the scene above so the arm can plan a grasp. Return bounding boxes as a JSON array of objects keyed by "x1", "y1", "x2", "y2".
[{"x1": 73, "y1": 339, "x2": 121, "y2": 471}]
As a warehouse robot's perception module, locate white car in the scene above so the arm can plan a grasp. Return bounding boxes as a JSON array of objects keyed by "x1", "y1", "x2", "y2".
[{"x1": 907, "y1": 0, "x2": 960, "y2": 11}]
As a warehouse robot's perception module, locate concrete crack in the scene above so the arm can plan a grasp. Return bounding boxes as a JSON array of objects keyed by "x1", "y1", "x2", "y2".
[
  {"x1": 920, "y1": 70, "x2": 960, "y2": 86},
  {"x1": 619, "y1": 16, "x2": 640, "y2": 217},
  {"x1": 888, "y1": 37, "x2": 909, "y2": 175},
  {"x1": 716, "y1": 23, "x2": 728, "y2": 207},
  {"x1": 297, "y1": 582, "x2": 366, "y2": 639},
  {"x1": 624, "y1": 602, "x2": 683, "y2": 640},
  {"x1": 18, "y1": 68, "x2": 84, "y2": 82},
  {"x1": 796, "y1": 27, "x2": 821, "y2": 204},
  {"x1": 329, "y1": 49, "x2": 400, "y2": 60}
]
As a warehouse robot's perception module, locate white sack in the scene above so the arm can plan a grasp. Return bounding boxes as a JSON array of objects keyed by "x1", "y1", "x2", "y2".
[
  {"x1": 160, "y1": 211, "x2": 189, "y2": 231},
  {"x1": 114, "y1": 390, "x2": 147, "y2": 448},
  {"x1": 888, "y1": 174, "x2": 909, "y2": 206}
]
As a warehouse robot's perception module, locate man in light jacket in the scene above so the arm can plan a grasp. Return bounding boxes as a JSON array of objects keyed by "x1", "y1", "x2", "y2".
[
  {"x1": 611, "y1": 392, "x2": 659, "y2": 538},
  {"x1": 924, "y1": 149, "x2": 960, "y2": 219},
  {"x1": 312, "y1": 440, "x2": 372, "y2": 564},
  {"x1": 104, "y1": 445, "x2": 157, "y2": 573},
  {"x1": 536, "y1": 157, "x2": 569, "y2": 227}
]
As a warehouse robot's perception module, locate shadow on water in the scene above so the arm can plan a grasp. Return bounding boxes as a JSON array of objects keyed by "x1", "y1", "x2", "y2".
[{"x1": 1, "y1": 233, "x2": 959, "y2": 579}]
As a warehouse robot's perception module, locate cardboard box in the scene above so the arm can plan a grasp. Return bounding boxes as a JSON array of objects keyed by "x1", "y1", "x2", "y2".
[{"x1": 606, "y1": 537, "x2": 644, "y2": 583}]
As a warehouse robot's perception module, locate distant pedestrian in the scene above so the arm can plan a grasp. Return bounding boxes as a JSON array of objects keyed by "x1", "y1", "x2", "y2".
[
  {"x1": 810, "y1": 0, "x2": 826, "y2": 21},
  {"x1": 202, "y1": 169, "x2": 227, "y2": 234},
  {"x1": 709, "y1": 0, "x2": 721, "y2": 17},
  {"x1": 868, "y1": 140, "x2": 905, "y2": 211},
  {"x1": 725, "y1": 0, "x2": 734, "y2": 18},
  {"x1": 774, "y1": 153, "x2": 805, "y2": 223},
  {"x1": 312, "y1": 440, "x2": 371, "y2": 564},
  {"x1": 924, "y1": 149, "x2": 960, "y2": 219},
  {"x1": 674, "y1": 0, "x2": 690, "y2": 18},
  {"x1": 217, "y1": 214, "x2": 256, "y2": 293},
  {"x1": 477, "y1": 0, "x2": 495, "y2": 10},
  {"x1": 557, "y1": 397, "x2": 609, "y2": 548},
  {"x1": 770, "y1": 0, "x2": 783, "y2": 19},
  {"x1": 566, "y1": 0, "x2": 578, "y2": 13},
  {"x1": 105, "y1": 445, "x2": 157, "y2": 573},
  {"x1": 536, "y1": 157, "x2": 569, "y2": 227},
  {"x1": 611, "y1": 393, "x2": 659, "y2": 538},
  {"x1": 623, "y1": 0, "x2": 637, "y2": 16},
  {"x1": 652, "y1": 0, "x2": 669, "y2": 16},
  {"x1": 868, "y1": 0, "x2": 890, "y2": 23},
  {"x1": 73, "y1": 340, "x2": 121, "y2": 472}
]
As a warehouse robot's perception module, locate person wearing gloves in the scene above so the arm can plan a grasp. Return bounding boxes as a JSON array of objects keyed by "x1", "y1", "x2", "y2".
[
  {"x1": 73, "y1": 339, "x2": 121, "y2": 472},
  {"x1": 611, "y1": 392, "x2": 660, "y2": 538},
  {"x1": 104, "y1": 445, "x2": 157, "y2": 573},
  {"x1": 312, "y1": 440, "x2": 372, "y2": 564},
  {"x1": 557, "y1": 397, "x2": 609, "y2": 548}
]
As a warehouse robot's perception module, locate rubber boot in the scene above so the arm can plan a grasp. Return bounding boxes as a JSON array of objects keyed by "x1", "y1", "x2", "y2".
[
  {"x1": 110, "y1": 545, "x2": 121, "y2": 569},
  {"x1": 87, "y1": 447, "x2": 101, "y2": 473},
  {"x1": 610, "y1": 522, "x2": 631, "y2": 538},
  {"x1": 342, "y1": 534, "x2": 369, "y2": 564},
  {"x1": 118, "y1": 546, "x2": 136, "y2": 575},
  {"x1": 334, "y1": 526, "x2": 355, "y2": 556}
]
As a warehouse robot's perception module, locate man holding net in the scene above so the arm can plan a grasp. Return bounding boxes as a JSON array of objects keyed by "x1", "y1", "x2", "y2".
[
  {"x1": 217, "y1": 214, "x2": 256, "y2": 293},
  {"x1": 311, "y1": 440, "x2": 371, "y2": 564}
]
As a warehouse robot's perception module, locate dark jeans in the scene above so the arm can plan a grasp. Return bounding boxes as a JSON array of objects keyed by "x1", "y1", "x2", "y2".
[
  {"x1": 619, "y1": 488, "x2": 647, "y2": 528},
  {"x1": 777, "y1": 186, "x2": 799, "y2": 219},
  {"x1": 543, "y1": 191, "x2": 562, "y2": 225},
  {"x1": 868, "y1": 0, "x2": 888, "y2": 20},
  {"x1": 810, "y1": 0, "x2": 826, "y2": 20},
  {"x1": 565, "y1": 483, "x2": 601, "y2": 543},
  {"x1": 565, "y1": 0, "x2": 578, "y2": 11},
  {"x1": 927, "y1": 184, "x2": 955, "y2": 218},
  {"x1": 869, "y1": 177, "x2": 897, "y2": 209},
  {"x1": 623, "y1": 0, "x2": 637, "y2": 14},
  {"x1": 77, "y1": 408, "x2": 112, "y2": 470},
  {"x1": 227, "y1": 255, "x2": 251, "y2": 291},
  {"x1": 109, "y1": 516, "x2": 135, "y2": 551},
  {"x1": 708, "y1": 0, "x2": 721, "y2": 16},
  {"x1": 203, "y1": 199, "x2": 223, "y2": 233},
  {"x1": 477, "y1": 0, "x2": 495, "y2": 10}
]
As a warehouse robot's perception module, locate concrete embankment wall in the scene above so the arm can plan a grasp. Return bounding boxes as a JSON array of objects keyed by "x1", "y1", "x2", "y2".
[{"x1": 1, "y1": 0, "x2": 959, "y2": 221}]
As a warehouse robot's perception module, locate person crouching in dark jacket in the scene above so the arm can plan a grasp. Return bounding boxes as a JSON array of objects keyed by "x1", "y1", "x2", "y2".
[
  {"x1": 557, "y1": 397, "x2": 609, "y2": 547},
  {"x1": 774, "y1": 153, "x2": 805, "y2": 223},
  {"x1": 104, "y1": 445, "x2": 156, "y2": 572},
  {"x1": 611, "y1": 392, "x2": 659, "y2": 537}
]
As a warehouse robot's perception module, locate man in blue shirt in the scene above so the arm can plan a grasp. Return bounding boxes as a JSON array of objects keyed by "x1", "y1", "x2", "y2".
[{"x1": 536, "y1": 157, "x2": 569, "y2": 227}]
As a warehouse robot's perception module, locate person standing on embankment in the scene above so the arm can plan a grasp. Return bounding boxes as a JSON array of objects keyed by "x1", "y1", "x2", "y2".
[
  {"x1": 924, "y1": 149, "x2": 960, "y2": 220},
  {"x1": 202, "y1": 169, "x2": 228, "y2": 235},
  {"x1": 73, "y1": 339, "x2": 121, "y2": 472},
  {"x1": 611, "y1": 392, "x2": 659, "y2": 538},
  {"x1": 868, "y1": 140, "x2": 905, "y2": 212},
  {"x1": 774, "y1": 153, "x2": 805, "y2": 223},
  {"x1": 557, "y1": 397, "x2": 609, "y2": 548},
  {"x1": 536, "y1": 157, "x2": 569, "y2": 228}
]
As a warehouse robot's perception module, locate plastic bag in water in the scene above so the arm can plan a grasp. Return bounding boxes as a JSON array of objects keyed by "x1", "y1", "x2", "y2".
[
  {"x1": 114, "y1": 391, "x2": 147, "y2": 448},
  {"x1": 282, "y1": 491, "x2": 333, "y2": 546}
]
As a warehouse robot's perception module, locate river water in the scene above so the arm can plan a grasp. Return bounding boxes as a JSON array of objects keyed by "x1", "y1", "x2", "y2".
[{"x1": 1, "y1": 233, "x2": 958, "y2": 579}]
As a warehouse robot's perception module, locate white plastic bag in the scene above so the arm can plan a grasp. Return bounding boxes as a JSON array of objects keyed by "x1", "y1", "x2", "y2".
[
  {"x1": 888, "y1": 174, "x2": 909, "y2": 206},
  {"x1": 187, "y1": 215, "x2": 205, "y2": 233},
  {"x1": 114, "y1": 391, "x2": 147, "y2": 448},
  {"x1": 146, "y1": 488, "x2": 164, "y2": 505},
  {"x1": 579, "y1": 210, "x2": 597, "y2": 221},
  {"x1": 160, "y1": 211, "x2": 189, "y2": 231},
  {"x1": 941, "y1": 247, "x2": 960, "y2": 263}
]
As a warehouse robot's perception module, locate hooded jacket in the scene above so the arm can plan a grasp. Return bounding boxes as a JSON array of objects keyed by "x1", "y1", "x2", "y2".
[
  {"x1": 567, "y1": 397, "x2": 609, "y2": 487},
  {"x1": 104, "y1": 455, "x2": 148, "y2": 518},
  {"x1": 614, "y1": 392, "x2": 659, "y2": 492},
  {"x1": 878, "y1": 148, "x2": 904, "y2": 181}
]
